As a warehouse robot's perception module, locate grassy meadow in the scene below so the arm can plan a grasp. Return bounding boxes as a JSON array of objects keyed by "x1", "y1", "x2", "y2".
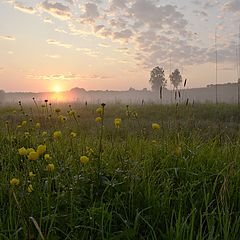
[{"x1": 0, "y1": 101, "x2": 240, "y2": 240}]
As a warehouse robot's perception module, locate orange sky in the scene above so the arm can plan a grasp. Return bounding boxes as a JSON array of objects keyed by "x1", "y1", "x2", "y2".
[{"x1": 0, "y1": 0, "x2": 239, "y2": 92}]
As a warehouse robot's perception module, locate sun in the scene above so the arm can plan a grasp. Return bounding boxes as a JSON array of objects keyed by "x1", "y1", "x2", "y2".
[{"x1": 53, "y1": 85, "x2": 62, "y2": 93}]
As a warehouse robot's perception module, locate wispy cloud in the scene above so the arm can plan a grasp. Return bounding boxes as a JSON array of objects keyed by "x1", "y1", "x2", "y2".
[
  {"x1": 222, "y1": 0, "x2": 240, "y2": 13},
  {"x1": 39, "y1": 0, "x2": 71, "y2": 20},
  {"x1": 0, "y1": 35, "x2": 16, "y2": 41},
  {"x1": 43, "y1": 17, "x2": 53, "y2": 24},
  {"x1": 47, "y1": 39, "x2": 72, "y2": 48},
  {"x1": 27, "y1": 72, "x2": 112, "y2": 81},
  {"x1": 46, "y1": 54, "x2": 61, "y2": 59},
  {"x1": 14, "y1": 2, "x2": 36, "y2": 14},
  {"x1": 76, "y1": 47, "x2": 99, "y2": 57}
]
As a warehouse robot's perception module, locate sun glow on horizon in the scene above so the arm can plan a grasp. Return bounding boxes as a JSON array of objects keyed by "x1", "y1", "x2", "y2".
[{"x1": 53, "y1": 85, "x2": 62, "y2": 93}]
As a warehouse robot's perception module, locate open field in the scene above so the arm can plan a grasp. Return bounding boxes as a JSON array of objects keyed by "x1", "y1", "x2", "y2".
[{"x1": 0, "y1": 102, "x2": 240, "y2": 239}]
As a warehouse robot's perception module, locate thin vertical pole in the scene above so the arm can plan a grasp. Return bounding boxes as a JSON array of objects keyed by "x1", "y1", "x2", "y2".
[
  {"x1": 170, "y1": 54, "x2": 173, "y2": 104},
  {"x1": 238, "y1": 25, "x2": 240, "y2": 109},
  {"x1": 215, "y1": 28, "x2": 218, "y2": 104}
]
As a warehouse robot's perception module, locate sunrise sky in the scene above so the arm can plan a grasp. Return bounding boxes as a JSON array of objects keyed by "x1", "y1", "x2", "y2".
[{"x1": 0, "y1": 0, "x2": 239, "y2": 92}]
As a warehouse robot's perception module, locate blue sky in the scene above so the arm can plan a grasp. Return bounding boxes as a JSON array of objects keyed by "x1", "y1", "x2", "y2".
[{"x1": 0, "y1": 0, "x2": 240, "y2": 92}]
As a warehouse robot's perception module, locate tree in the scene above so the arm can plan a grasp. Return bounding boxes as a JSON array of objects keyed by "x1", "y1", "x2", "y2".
[
  {"x1": 169, "y1": 69, "x2": 182, "y2": 90},
  {"x1": 149, "y1": 67, "x2": 167, "y2": 91}
]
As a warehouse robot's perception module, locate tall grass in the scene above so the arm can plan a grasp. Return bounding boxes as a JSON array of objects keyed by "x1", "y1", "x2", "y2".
[{"x1": 0, "y1": 102, "x2": 240, "y2": 239}]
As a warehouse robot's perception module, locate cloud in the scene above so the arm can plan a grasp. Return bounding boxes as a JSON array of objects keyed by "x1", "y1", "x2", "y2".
[
  {"x1": 222, "y1": 0, "x2": 240, "y2": 13},
  {"x1": 43, "y1": 17, "x2": 53, "y2": 24},
  {"x1": 14, "y1": 2, "x2": 36, "y2": 14},
  {"x1": 39, "y1": 1, "x2": 71, "y2": 19},
  {"x1": 113, "y1": 29, "x2": 133, "y2": 41},
  {"x1": 27, "y1": 72, "x2": 111, "y2": 81},
  {"x1": 28, "y1": 72, "x2": 78, "y2": 81},
  {"x1": 203, "y1": 0, "x2": 220, "y2": 9},
  {"x1": 46, "y1": 54, "x2": 61, "y2": 59},
  {"x1": 109, "y1": 0, "x2": 128, "y2": 10},
  {"x1": 47, "y1": 39, "x2": 72, "y2": 48},
  {"x1": 82, "y1": 3, "x2": 99, "y2": 22},
  {"x1": 0, "y1": 35, "x2": 16, "y2": 41},
  {"x1": 98, "y1": 43, "x2": 109, "y2": 48},
  {"x1": 75, "y1": 47, "x2": 99, "y2": 57},
  {"x1": 55, "y1": 28, "x2": 68, "y2": 34},
  {"x1": 129, "y1": 0, "x2": 188, "y2": 31},
  {"x1": 64, "y1": 0, "x2": 74, "y2": 4}
]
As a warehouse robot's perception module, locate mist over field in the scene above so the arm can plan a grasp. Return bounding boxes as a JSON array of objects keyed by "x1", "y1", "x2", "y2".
[{"x1": 0, "y1": 83, "x2": 239, "y2": 105}]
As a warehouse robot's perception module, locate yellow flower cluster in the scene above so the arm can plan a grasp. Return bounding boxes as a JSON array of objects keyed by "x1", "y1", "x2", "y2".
[{"x1": 19, "y1": 144, "x2": 47, "y2": 161}]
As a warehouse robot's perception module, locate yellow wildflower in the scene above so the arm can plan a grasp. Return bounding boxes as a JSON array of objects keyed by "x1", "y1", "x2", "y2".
[
  {"x1": 18, "y1": 147, "x2": 28, "y2": 156},
  {"x1": 27, "y1": 184, "x2": 33, "y2": 193},
  {"x1": 175, "y1": 146, "x2": 182, "y2": 156},
  {"x1": 24, "y1": 132, "x2": 30, "y2": 138},
  {"x1": 54, "y1": 108, "x2": 61, "y2": 113},
  {"x1": 58, "y1": 115, "x2": 67, "y2": 123},
  {"x1": 37, "y1": 144, "x2": 46, "y2": 155},
  {"x1": 96, "y1": 107, "x2": 103, "y2": 115},
  {"x1": 28, "y1": 151, "x2": 39, "y2": 161},
  {"x1": 47, "y1": 163, "x2": 55, "y2": 172},
  {"x1": 152, "y1": 123, "x2": 160, "y2": 130},
  {"x1": 21, "y1": 120, "x2": 27, "y2": 126},
  {"x1": 86, "y1": 147, "x2": 94, "y2": 156},
  {"x1": 80, "y1": 155, "x2": 89, "y2": 164},
  {"x1": 42, "y1": 131, "x2": 48, "y2": 137},
  {"x1": 53, "y1": 131, "x2": 62, "y2": 139},
  {"x1": 27, "y1": 148, "x2": 35, "y2": 154},
  {"x1": 95, "y1": 117, "x2": 102, "y2": 123},
  {"x1": 70, "y1": 132, "x2": 77, "y2": 138},
  {"x1": 35, "y1": 123, "x2": 41, "y2": 128},
  {"x1": 29, "y1": 171, "x2": 36, "y2": 177},
  {"x1": 16, "y1": 125, "x2": 22, "y2": 129},
  {"x1": 114, "y1": 118, "x2": 122, "y2": 128},
  {"x1": 44, "y1": 154, "x2": 52, "y2": 161},
  {"x1": 10, "y1": 178, "x2": 20, "y2": 186},
  {"x1": 68, "y1": 110, "x2": 76, "y2": 116}
]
